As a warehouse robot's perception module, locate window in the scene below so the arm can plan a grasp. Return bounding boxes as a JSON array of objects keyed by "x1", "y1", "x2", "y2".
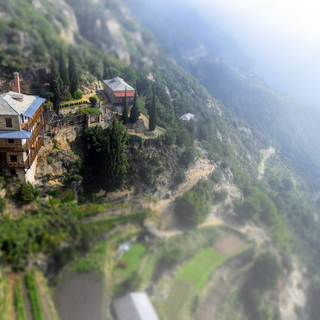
[
  {"x1": 10, "y1": 169, "x2": 16, "y2": 176},
  {"x1": 10, "y1": 155, "x2": 17, "y2": 162},
  {"x1": 6, "y1": 118, "x2": 12, "y2": 128},
  {"x1": 8, "y1": 139, "x2": 14, "y2": 144}
]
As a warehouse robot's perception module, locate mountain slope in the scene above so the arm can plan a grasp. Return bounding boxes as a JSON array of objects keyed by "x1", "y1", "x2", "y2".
[{"x1": 125, "y1": 0, "x2": 320, "y2": 187}]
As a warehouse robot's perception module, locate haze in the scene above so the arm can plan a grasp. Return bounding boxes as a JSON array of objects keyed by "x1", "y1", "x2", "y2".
[{"x1": 173, "y1": 0, "x2": 320, "y2": 108}]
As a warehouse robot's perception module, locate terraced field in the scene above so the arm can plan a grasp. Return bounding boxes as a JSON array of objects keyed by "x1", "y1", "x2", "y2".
[{"x1": 163, "y1": 233, "x2": 251, "y2": 320}]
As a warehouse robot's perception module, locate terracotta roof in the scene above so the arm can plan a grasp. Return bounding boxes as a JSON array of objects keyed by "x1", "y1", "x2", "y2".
[{"x1": 114, "y1": 92, "x2": 135, "y2": 98}]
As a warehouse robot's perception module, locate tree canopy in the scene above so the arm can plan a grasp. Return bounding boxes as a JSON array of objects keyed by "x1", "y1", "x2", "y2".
[{"x1": 82, "y1": 117, "x2": 129, "y2": 192}]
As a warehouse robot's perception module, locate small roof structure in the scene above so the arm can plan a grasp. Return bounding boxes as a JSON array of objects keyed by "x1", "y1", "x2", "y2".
[
  {"x1": 119, "y1": 241, "x2": 131, "y2": 254},
  {"x1": 0, "y1": 130, "x2": 32, "y2": 140},
  {"x1": 180, "y1": 113, "x2": 195, "y2": 121},
  {"x1": 103, "y1": 76, "x2": 135, "y2": 93},
  {"x1": 114, "y1": 292, "x2": 159, "y2": 320},
  {"x1": 0, "y1": 92, "x2": 45, "y2": 118}
]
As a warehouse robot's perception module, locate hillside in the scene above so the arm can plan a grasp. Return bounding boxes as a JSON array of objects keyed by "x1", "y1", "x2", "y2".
[{"x1": 0, "y1": 0, "x2": 319, "y2": 320}]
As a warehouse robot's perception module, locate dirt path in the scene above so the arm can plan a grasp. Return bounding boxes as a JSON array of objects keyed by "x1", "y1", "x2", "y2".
[
  {"x1": 150, "y1": 158, "x2": 215, "y2": 230},
  {"x1": 258, "y1": 147, "x2": 275, "y2": 180},
  {"x1": 5, "y1": 273, "x2": 17, "y2": 320},
  {"x1": 283, "y1": 165, "x2": 297, "y2": 190}
]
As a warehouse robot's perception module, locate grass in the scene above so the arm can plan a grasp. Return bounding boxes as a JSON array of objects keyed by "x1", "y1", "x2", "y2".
[
  {"x1": 176, "y1": 248, "x2": 225, "y2": 290},
  {"x1": 14, "y1": 278, "x2": 27, "y2": 320},
  {"x1": 73, "y1": 241, "x2": 108, "y2": 274},
  {"x1": 26, "y1": 274, "x2": 44, "y2": 320},
  {"x1": 163, "y1": 280, "x2": 193, "y2": 320},
  {"x1": 141, "y1": 251, "x2": 158, "y2": 285},
  {"x1": 0, "y1": 269, "x2": 7, "y2": 319},
  {"x1": 114, "y1": 243, "x2": 148, "y2": 278}
]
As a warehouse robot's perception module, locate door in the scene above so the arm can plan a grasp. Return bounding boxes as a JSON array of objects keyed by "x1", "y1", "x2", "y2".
[{"x1": 0, "y1": 152, "x2": 7, "y2": 164}]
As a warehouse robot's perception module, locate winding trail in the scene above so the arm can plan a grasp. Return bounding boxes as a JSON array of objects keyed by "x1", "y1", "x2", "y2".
[{"x1": 258, "y1": 147, "x2": 275, "y2": 180}]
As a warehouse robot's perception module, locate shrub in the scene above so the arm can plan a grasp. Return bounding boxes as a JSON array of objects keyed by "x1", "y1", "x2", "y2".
[
  {"x1": 180, "y1": 147, "x2": 196, "y2": 167},
  {"x1": 149, "y1": 156, "x2": 161, "y2": 167},
  {"x1": 210, "y1": 170, "x2": 222, "y2": 184},
  {"x1": 71, "y1": 174, "x2": 83, "y2": 182},
  {"x1": 174, "y1": 168, "x2": 186, "y2": 185},
  {"x1": 89, "y1": 96, "x2": 98, "y2": 107},
  {"x1": 163, "y1": 129, "x2": 176, "y2": 146},
  {"x1": 156, "y1": 167, "x2": 165, "y2": 175},
  {"x1": 73, "y1": 91, "x2": 82, "y2": 99},
  {"x1": 47, "y1": 158, "x2": 53, "y2": 164},
  {"x1": 18, "y1": 182, "x2": 40, "y2": 203},
  {"x1": 53, "y1": 139, "x2": 59, "y2": 149}
]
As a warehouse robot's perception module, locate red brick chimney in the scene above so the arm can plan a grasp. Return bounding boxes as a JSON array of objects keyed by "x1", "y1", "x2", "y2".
[{"x1": 12, "y1": 72, "x2": 20, "y2": 94}]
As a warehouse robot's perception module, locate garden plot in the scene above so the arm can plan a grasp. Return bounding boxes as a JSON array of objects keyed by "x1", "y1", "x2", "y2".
[
  {"x1": 54, "y1": 273, "x2": 103, "y2": 320},
  {"x1": 213, "y1": 233, "x2": 246, "y2": 256}
]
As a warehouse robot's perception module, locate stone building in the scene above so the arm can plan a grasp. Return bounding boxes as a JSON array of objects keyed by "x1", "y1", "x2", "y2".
[
  {"x1": 103, "y1": 76, "x2": 135, "y2": 113},
  {"x1": 0, "y1": 73, "x2": 45, "y2": 184}
]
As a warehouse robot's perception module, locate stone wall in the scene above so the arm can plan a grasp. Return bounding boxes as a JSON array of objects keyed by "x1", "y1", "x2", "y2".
[{"x1": 0, "y1": 115, "x2": 20, "y2": 131}]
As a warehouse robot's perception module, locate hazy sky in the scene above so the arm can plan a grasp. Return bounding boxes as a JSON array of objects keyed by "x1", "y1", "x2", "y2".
[{"x1": 182, "y1": 0, "x2": 320, "y2": 107}]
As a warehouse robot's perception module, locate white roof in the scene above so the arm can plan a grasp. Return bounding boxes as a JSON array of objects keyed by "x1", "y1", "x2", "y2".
[
  {"x1": 103, "y1": 76, "x2": 134, "y2": 92},
  {"x1": 180, "y1": 113, "x2": 195, "y2": 121},
  {"x1": 114, "y1": 293, "x2": 159, "y2": 320},
  {"x1": 0, "y1": 91, "x2": 45, "y2": 117}
]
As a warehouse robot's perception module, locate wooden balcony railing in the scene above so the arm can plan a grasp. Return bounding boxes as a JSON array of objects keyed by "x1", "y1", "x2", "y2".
[
  {"x1": 0, "y1": 135, "x2": 44, "y2": 169},
  {"x1": 21, "y1": 104, "x2": 44, "y2": 131}
]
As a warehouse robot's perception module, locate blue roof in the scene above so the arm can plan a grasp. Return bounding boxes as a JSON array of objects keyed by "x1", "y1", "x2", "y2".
[
  {"x1": 0, "y1": 130, "x2": 32, "y2": 139},
  {"x1": 23, "y1": 97, "x2": 45, "y2": 118}
]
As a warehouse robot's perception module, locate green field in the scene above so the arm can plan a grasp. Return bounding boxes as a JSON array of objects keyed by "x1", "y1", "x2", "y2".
[
  {"x1": 176, "y1": 248, "x2": 225, "y2": 290},
  {"x1": 164, "y1": 280, "x2": 193, "y2": 320},
  {"x1": 114, "y1": 243, "x2": 148, "y2": 278}
]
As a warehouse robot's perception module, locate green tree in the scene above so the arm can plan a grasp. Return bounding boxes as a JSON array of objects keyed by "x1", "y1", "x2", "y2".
[
  {"x1": 103, "y1": 57, "x2": 109, "y2": 79},
  {"x1": 59, "y1": 48, "x2": 69, "y2": 86},
  {"x1": 149, "y1": 90, "x2": 157, "y2": 131},
  {"x1": 52, "y1": 77, "x2": 69, "y2": 117},
  {"x1": 123, "y1": 66, "x2": 137, "y2": 87},
  {"x1": 129, "y1": 90, "x2": 140, "y2": 123},
  {"x1": 18, "y1": 182, "x2": 40, "y2": 203},
  {"x1": 89, "y1": 96, "x2": 97, "y2": 107},
  {"x1": 68, "y1": 47, "x2": 79, "y2": 95},
  {"x1": 83, "y1": 118, "x2": 129, "y2": 192},
  {"x1": 49, "y1": 56, "x2": 59, "y2": 92},
  {"x1": 122, "y1": 89, "x2": 128, "y2": 124}
]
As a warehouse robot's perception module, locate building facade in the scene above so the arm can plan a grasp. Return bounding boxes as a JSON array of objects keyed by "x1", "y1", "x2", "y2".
[
  {"x1": 103, "y1": 76, "x2": 135, "y2": 113},
  {"x1": 0, "y1": 73, "x2": 45, "y2": 183}
]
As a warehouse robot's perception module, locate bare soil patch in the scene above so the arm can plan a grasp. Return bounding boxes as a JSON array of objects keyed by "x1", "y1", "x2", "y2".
[
  {"x1": 53, "y1": 273, "x2": 103, "y2": 320},
  {"x1": 213, "y1": 234, "x2": 246, "y2": 256}
]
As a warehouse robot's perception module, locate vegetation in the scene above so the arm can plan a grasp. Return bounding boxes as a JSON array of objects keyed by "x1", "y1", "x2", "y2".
[
  {"x1": 14, "y1": 278, "x2": 27, "y2": 320},
  {"x1": 89, "y1": 96, "x2": 97, "y2": 107},
  {"x1": 18, "y1": 182, "x2": 40, "y2": 203},
  {"x1": 130, "y1": 90, "x2": 140, "y2": 123},
  {"x1": 122, "y1": 90, "x2": 128, "y2": 124},
  {"x1": 26, "y1": 273, "x2": 44, "y2": 320},
  {"x1": 68, "y1": 47, "x2": 79, "y2": 95},
  {"x1": 149, "y1": 90, "x2": 157, "y2": 131},
  {"x1": 175, "y1": 180, "x2": 213, "y2": 226},
  {"x1": 240, "y1": 253, "x2": 281, "y2": 320},
  {"x1": 59, "y1": 48, "x2": 69, "y2": 87},
  {"x1": 82, "y1": 117, "x2": 129, "y2": 192}
]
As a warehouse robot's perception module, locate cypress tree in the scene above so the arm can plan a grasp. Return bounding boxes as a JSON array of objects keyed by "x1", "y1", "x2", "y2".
[
  {"x1": 69, "y1": 47, "x2": 79, "y2": 95},
  {"x1": 130, "y1": 90, "x2": 140, "y2": 123},
  {"x1": 103, "y1": 57, "x2": 109, "y2": 79},
  {"x1": 59, "y1": 48, "x2": 69, "y2": 86},
  {"x1": 122, "y1": 89, "x2": 128, "y2": 124},
  {"x1": 50, "y1": 57, "x2": 59, "y2": 92},
  {"x1": 149, "y1": 89, "x2": 157, "y2": 131}
]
